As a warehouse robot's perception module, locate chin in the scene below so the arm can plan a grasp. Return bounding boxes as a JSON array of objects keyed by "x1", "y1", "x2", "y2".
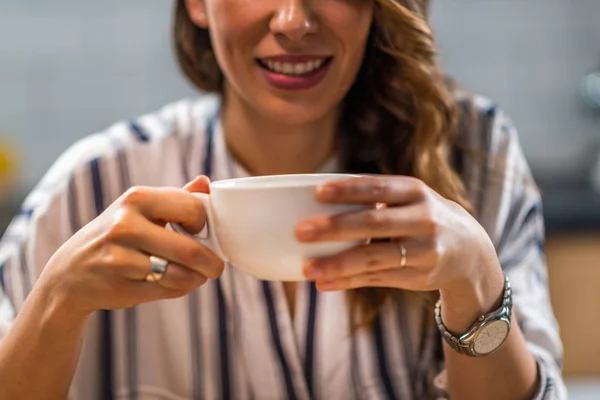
[{"x1": 255, "y1": 94, "x2": 341, "y2": 127}]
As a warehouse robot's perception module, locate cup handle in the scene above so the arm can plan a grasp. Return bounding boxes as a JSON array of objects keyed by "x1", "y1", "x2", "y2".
[{"x1": 170, "y1": 192, "x2": 228, "y2": 262}]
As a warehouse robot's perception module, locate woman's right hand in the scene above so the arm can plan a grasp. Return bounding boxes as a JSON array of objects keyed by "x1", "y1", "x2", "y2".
[{"x1": 38, "y1": 175, "x2": 224, "y2": 318}]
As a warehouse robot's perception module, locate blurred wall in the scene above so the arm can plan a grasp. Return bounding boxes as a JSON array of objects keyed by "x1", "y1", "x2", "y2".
[
  {"x1": 0, "y1": 1, "x2": 195, "y2": 190},
  {"x1": 0, "y1": 0, "x2": 599, "y2": 190},
  {"x1": 431, "y1": 0, "x2": 600, "y2": 182}
]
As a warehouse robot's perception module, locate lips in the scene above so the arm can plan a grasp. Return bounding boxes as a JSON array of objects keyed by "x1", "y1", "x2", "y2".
[
  {"x1": 258, "y1": 58, "x2": 328, "y2": 76},
  {"x1": 256, "y1": 55, "x2": 333, "y2": 90}
]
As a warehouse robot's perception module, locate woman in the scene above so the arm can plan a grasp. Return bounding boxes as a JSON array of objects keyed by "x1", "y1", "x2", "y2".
[{"x1": 0, "y1": 0, "x2": 565, "y2": 399}]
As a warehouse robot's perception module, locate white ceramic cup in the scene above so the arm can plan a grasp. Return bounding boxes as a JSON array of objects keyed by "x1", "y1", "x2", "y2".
[{"x1": 172, "y1": 173, "x2": 367, "y2": 281}]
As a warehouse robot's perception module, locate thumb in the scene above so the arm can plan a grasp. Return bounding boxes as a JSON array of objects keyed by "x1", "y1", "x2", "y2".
[{"x1": 184, "y1": 175, "x2": 211, "y2": 193}]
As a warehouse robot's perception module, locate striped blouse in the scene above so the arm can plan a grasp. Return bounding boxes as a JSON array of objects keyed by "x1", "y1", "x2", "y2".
[{"x1": 0, "y1": 93, "x2": 566, "y2": 399}]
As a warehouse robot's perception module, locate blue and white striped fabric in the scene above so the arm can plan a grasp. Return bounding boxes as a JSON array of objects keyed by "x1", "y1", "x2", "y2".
[{"x1": 0, "y1": 93, "x2": 566, "y2": 399}]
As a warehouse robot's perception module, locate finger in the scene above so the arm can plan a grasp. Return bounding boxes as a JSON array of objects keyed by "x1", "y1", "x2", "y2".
[
  {"x1": 95, "y1": 241, "x2": 222, "y2": 282},
  {"x1": 154, "y1": 176, "x2": 211, "y2": 228},
  {"x1": 316, "y1": 176, "x2": 428, "y2": 205},
  {"x1": 120, "y1": 272, "x2": 208, "y2": 304},
  {"x1": 303, "y1": 240, "x2": 424, "y2": 280},
  {"x1": 95, "y1": 243, "x2": 159, "y2": 280},
  {"x1": 296, "y1": 204, "x2": 430, "y2": 242},
  {"x1": 153, "y1": 263, "x2": 209, "y2": 292},
  {"x1": 119, "y1": 186, "x2": 207, "y2": 234},
  {"x1": 110, "y1": 212, "x2": 224, "y2": 279},
  {"x1": 87, "y1": 244, "x2": 210, "y2": 307},
  {"x1": 315, "y1": 268, "x2": 427, "y2": 292},
  {"x1": 184, "y1": 175, "x2": 211, "y2": 193}
]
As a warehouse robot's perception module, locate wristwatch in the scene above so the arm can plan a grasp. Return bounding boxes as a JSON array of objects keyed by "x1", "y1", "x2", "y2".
[{"x1": 434, "y1": 275, "x2": 512, "y2": 357}]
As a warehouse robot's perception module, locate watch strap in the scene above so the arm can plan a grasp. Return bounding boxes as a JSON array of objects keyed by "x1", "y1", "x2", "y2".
[{"x1": 434, "y1": 275, "x2": 512, "y2": 357}]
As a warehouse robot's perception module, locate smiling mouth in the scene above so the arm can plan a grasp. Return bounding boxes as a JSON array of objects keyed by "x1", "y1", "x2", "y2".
[{"x1": 256, "y1": 57, "x2": 332, "y2": 77}]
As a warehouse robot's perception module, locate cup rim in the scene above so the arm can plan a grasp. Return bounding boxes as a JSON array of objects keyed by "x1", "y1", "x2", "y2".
[{"x1": 210, "y1": 173, "x2": 363, "y2": 190}]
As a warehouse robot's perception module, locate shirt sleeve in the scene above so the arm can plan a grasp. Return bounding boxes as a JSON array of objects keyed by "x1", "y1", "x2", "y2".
[
  {"x1": 487, "y1": 108, "x2": 567, "y2": 399},
  {"x1": 0, "y1": 119, "x2": 143, "y2": 314},
  {"x1": 0, "y1": 154, "x2": 79, "y2": 330},
  {"x1": 0, "y1": 98, "x2": 203, "y2": 399},
  {"x1": 431, "y1": 97, "x2": 567, "y2": 399},
  {"x1": 0, "y1": 131, "x2": 123, "y2": 399}
]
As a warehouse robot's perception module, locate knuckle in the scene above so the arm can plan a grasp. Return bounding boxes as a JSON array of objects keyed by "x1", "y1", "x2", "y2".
[
  {"x1": 121, "y1": 186, "x2": 149, "y2": 207},
  {"x1": 181, "y1": 243, "x2": 204, "y2": 266},
  {"x1": 370, "y1": 178, "x2": 390, "y2": 197},
  {"x1": 89, "y1": 245, "x2": 125, "y2": 282},
  {"x1": 411, "y1": 179, "x2": 429, "y2": 200},
  {"x1": 420, "y1": 208, "x2": 438, "y2": 234},
  {"x1": 435, "y1": 240, "x2": 447, "y2": 258},
  {"x1": 430, "y1": 241, "x2": 444, "y2": 264},
  {"x1": 365, "y1": 247, "x2": 383, "y2": 268},
  {"x1": 424, "y1": 269, "x2": 439, "y2": 289},
  {"x1": 106, "y1": 209, "x2": 137, "y2": 240},
  {"x1": 98, "y1": 244, "x2": 125, "y2": 268},
  {"x1": 364, "y1": 211, "x2": 388, "y2": 231},
  {"x1": 423, "y1": 219, "x2": 437, "y2": 236}
]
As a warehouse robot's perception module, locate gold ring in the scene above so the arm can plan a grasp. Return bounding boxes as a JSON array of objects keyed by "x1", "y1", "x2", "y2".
[{"x1": 399, "y1": 245, "x2": 407, "y2": 267}]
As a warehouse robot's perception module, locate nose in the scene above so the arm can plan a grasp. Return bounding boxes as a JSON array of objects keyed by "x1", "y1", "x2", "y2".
[{"x1": 270, "y1": 0, "x2": 318, "y2": 43}]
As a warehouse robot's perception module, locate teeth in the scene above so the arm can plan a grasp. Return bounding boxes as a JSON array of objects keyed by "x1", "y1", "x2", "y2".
[{"x1": 261, "y1": 58, "x2": 327, "y2": 76}]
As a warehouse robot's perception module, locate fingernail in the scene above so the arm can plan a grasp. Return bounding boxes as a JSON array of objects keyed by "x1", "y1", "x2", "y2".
[
  {"x1": 318, "y1": 185, "x2": 338, "y2": 201},
  {"x1": 297, "y1": 222, "x2": 318, "y2": 240}
]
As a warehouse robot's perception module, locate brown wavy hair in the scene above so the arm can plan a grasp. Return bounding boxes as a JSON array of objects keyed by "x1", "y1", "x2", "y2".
[{"x1": 173, "y1": 0, "x2": 472, "y2": 323}]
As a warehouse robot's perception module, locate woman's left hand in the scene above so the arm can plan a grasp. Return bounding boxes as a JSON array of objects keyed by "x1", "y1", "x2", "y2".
[{"x1": 296, "y1": 176, "x2": 505, "y2": 329}]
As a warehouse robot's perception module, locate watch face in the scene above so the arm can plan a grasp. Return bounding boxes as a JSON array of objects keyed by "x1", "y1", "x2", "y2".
[{"x1": 473, "y1": 320, "x2": 509, "y2": 355}]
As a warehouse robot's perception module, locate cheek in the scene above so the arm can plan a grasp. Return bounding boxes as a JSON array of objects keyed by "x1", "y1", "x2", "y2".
[
  {"x1": 320, "y1": 3, "x2": 373, "y2": 49},
  {"x1": 207, "y1": 2, "x2": 265, "y2": 66},
  {"x1": 319, "y1": 4, "x2": 373, "y2": 78}
]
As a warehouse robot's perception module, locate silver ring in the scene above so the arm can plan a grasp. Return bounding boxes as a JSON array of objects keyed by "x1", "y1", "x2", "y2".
[
  {"x1": 146, "y1": 255, "x2": 169, "y2": 282},
  {"x1": 399, "y1": 245, "x2": 407, "y2": 268}
]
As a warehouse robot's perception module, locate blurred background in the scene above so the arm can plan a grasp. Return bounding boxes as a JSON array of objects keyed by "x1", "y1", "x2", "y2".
[{"x1": 0, "y1": 1, "x2": 599, "y2": 397}]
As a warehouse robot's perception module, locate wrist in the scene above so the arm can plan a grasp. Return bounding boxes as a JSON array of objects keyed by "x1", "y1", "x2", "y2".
[
  {"x1": 439, "y1": 266, "x2": 505, "y2": 333},
  {"x1": 30, "y1": 281, "x2": 92, "y2": 329}
]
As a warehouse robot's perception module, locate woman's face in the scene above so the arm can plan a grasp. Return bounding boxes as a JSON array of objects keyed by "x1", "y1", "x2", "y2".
[{"x1": 186, "y1": 0, "x2": 374, "y2": 125}]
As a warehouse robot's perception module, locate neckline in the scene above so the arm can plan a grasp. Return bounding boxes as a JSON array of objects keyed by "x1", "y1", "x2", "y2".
[{"x1": 211, "y1": 113, "x2": 340, "y2": 180}]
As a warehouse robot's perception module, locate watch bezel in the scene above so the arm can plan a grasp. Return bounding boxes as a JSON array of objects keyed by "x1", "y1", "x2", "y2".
[{"x1": 459, "y1": 306, "x2": 512, "y2": 356}]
